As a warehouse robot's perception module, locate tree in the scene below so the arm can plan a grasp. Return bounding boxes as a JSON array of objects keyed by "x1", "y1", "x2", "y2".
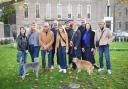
[
  {"x1": 111, "y1": 0, "x2": 128, "y2": 6},
  {"x1": 0, "y1": 3, "x2": 16, "y2": 24}
]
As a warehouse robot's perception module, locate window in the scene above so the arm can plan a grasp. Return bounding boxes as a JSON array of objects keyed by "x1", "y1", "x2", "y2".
[
  {"x1": 126, "y1": 8, "x2": 128, "y2": 16},
  {"x1": 118, "y1": 22, "x2": 121, "y2": 29},
  {"x1": 57, "y1": 0, "x2": 62, "y2": 19},
  {"x1": 24, "y1": 3, "x2": 28, "y2": 18},
  {"x1": 77, "y1": 4, "x2": 82, "y2": 19},
  {"x1": 46, "y1": 0, "x2": 51, "y2": 19},
  {"x1": 67, "y1": 0, "x2": 72, "y2": 19},
  {"x1": 125, "y1": 22, "x2": 128, "y2": 31},
  {"x1": 35, "y1": 3, "x2": 40, "y2": 18},
  {"x1": 87, "y1": 5, "x2": 91, "y2": 19}
]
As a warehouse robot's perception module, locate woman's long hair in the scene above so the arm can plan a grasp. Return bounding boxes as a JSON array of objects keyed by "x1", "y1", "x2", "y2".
[
  {"x1": 19, "y1": 27, "x2": 26, "y2": 37},
  {"x1": 85, "y1": 23, "x2": 92, "y2": 31}
]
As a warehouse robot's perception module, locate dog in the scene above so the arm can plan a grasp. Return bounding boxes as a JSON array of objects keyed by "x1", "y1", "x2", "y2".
[
  {"x1": 72, "y1": 58, "x2": 94, "y2": 75},
  {"x1": 22, "y1": 58, "x2": 39, "y2": 79}
]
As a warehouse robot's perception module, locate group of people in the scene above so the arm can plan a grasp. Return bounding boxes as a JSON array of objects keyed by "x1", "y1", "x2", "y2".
[{"x1": 16, "y1": 19, "x2": 113, "y2": 76}]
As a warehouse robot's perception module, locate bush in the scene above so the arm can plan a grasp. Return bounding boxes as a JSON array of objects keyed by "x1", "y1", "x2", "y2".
[{"x1": 0, "y1": 38, "x2": 13, "y2": 45}]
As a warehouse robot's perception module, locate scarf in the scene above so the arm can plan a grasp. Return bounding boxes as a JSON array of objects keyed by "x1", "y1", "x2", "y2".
[{"x1": 83, "y1": 30, "x2": 90, "y2": 48}]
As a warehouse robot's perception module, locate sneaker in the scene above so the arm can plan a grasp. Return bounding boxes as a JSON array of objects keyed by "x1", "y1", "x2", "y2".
[
  {"x1": 59, "y1": 69, "x2": 63, "y2": 72},
  {"x1": 51, "y1": 66, "x2": 54, "y2": 69},
  {"x1": 63, "y1": 69, "x2": 67, "y2": 73},
  {"x1": 108, "y1": 70, "x2": 111, "y2": 74},
  {"x1": 94, "y1": 64, "x2": 99, "y2": 69},
  {"x1": 58, "y1": 65, "x2": 61, "y2": 69},
  {"x1": 98, "y1": 68, "x2": 104, "y2": 72}
]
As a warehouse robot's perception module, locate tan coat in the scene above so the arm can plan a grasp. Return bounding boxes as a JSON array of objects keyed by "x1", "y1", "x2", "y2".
[
  {"x1": 55, "y1": 31, "x2": 68, "y2": 50},
  {"x1": 39, "y1": 30, "x2": 54, "y2": 50},
  {"x1": 95, "y1": 28, "x2": 114, "y2": 46}
]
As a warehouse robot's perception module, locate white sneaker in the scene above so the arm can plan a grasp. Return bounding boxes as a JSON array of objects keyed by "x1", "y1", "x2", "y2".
[
  {"x1": 58, "y1": 65, "x2": 61, "y2": 69},
  {"x1": 108, "y1": 70, "x2": 111, "y2": 74},
  {"x1": 51, "y1": 66, "x2": 54, "y2": 69},
  {"x1": 98, "y1": 68, "x2": 104, "y2": 72},
  {"x1": 63, "y1": 69, "x2": 67, "y2": 73},
  {"x1": 59, "y1": 69, "x2": 63, "y2": 72}
]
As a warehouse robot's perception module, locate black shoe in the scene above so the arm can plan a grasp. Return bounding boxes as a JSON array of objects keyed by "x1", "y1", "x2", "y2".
[{"x1": 94, "y1": 64, "x2": 99, "y2": 69}]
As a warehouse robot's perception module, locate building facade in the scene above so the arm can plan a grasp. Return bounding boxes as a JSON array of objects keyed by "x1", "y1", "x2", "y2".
[{"x1": 16, "y1": 0, "x2": 128, "y2": 32}]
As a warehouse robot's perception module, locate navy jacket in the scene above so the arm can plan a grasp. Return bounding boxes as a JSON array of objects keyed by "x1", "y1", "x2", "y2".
[{"x1": 70, "y1": 30, "x2": 82, "y2": 58}]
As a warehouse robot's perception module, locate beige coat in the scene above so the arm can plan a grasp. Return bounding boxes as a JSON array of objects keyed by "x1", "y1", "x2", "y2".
[
  {"x1": 95, "y1": 28, "x2": 114, "y2": 46},
  {"x1": 55, "y1": 31, "x2": 68, "y2": 50}
]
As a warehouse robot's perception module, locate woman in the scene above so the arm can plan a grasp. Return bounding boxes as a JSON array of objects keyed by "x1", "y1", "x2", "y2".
[
  {"x1": 69, "y1": 22, "x2": 82, "y2": 70},
  {"x1": 28, "y1": 23, "x2": 40, "y2": 62},
  {"x1": 56, "y1": 25, "x2": 68, "y2": 73},
  {"x1": 16, "y1": 27, "x2": 28, "y2": 77},
  {"x1": 82, "y1": 23, "x2": 98, "y2": 68}
]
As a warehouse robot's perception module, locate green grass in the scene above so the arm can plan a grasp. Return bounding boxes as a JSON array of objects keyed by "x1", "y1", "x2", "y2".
[
  {"x1": 110, "y1": 42, "x2": 128, "y2": 49},
  {"x1": 0, "y1": 42, "x2": 128, "y2": 89}
]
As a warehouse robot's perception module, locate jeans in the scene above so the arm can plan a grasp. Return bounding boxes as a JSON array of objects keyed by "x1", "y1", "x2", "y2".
[
  {"x1": 18, "y1": 64, "x2": 24, "y2": 76},
  {"x1": 51, "y1": 49, "x2": 59, "y2": 66},
  {"x1": 99, "y1": 45, "x2": 111, "y2": 70},
  {"x1": 17, "y1": 51, "x2": 27, "y2": 63},
  {"x1": 41, "y1": 50, "x2": 52, "y2": 68},
  {"x1": 17, "y1": 51, "x2": 27, "y2": 76},
  {"x1": 58, "y1": 46, "x2": 67, "y2": 69},
  {"x1": 29, "y1": 45, "x2": 40, "y2": 62}
]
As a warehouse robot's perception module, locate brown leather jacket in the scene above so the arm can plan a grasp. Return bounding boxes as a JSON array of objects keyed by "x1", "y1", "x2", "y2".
[{"x1": 39, "y1": 30, "x2": 54, "y2": 50}]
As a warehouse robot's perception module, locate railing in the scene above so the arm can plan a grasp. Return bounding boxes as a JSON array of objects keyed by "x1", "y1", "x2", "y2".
[{"x1": 114, "y1": 36, "x2": 128, "y2": 42}]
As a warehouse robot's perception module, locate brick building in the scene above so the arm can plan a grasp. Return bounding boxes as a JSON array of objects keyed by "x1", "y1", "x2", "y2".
[{"x1": 16, "y1": 0, "x2": 128, "y2": 32}]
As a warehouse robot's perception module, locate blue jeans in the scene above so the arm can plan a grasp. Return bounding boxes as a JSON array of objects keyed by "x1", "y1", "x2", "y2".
[
  {"x1": 29, "y1": 45, "x2": 40, "y2": 62},
  {"x1": 58, "y1": 46, "x2": 67, "y2": 69},
  {"x1": 17, "y1": 51, "x2": 27, "y2": 63},
  {"x1": 41, "y1": 50, "x2": 52, "y2": 68},
  {"x1": 99, "y1": 45, "x2": 111, "y2": 70},
  {"x1": 51, "y1": 49, "x2": 59, "y2": 66},
  {"x1": 17, "y1": 51, "x2": 27, "y2": 76},
  {"x1": 18, "y1": 64, "x2": 24, "y2": 76}
]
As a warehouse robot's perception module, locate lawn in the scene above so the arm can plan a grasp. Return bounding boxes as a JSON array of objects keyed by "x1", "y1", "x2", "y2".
[{"x1": 0, "y1": 42, "x2": 128, "y2": 89}]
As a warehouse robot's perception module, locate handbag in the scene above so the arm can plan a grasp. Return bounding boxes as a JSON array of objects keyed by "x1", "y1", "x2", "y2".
[{"x1": 96, "y1": 30, "x2": 105, "y2": 47}]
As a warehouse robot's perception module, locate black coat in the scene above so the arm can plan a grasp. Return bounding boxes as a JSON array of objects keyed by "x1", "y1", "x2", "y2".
[
  {"x1": 17, "y1": 35, "x2": 28, "y2": 51},
  {"x1": 70, "y1": 30, "x2": 82, "y2": 58}
]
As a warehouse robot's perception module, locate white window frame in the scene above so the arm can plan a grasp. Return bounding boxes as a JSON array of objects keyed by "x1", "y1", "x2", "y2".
[
  {"x1": 87, "y1": 4, "x2": 91, "y2": 19},
  {"x1": 57, "y1": 4, "x2": 62, "y2": 19},
  {"x1": 46, "y1": 0, "x2": 51, "y2": 19},
  {"x1": 77, "y1": 4, "x2": 82, "y2": 19},
  {"x1": 67, "y1": 3, "x2": 72, "y2": 19},
  {"x1": 35, "y1": 3, "x2": 40, "y2": 19},
  {"x1": 24, "y1": 3, "x2": 29, "y2": 19}
]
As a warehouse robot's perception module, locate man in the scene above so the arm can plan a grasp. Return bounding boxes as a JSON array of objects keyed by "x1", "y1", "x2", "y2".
[
  {"x1": 78, "y1": 18, "x2": 86, "y2": 34},
  {"x1": 51, "y1": 20, "x2": 59, "y2": 69},
  {"x1": 70, "y1": 22, "x2": 82, "y2": 69},
  {"x1": 64, "y1": 21, "x2": 74, "y2": 67},
  {"x1": 39, "y1": 22, "x2": 54, "y2": 72},
  {"x1": 28, "y1": 23, "x2": 40, "y2": 62},
  {"x1": 95, "y1": 20, "x2": 113, "y2": 74}
]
